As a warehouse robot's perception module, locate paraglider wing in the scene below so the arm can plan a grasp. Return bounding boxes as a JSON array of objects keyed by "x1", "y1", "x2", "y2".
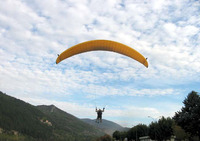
[{"x1": 56, "y1": 40, "x2": 148, "y2": 68}]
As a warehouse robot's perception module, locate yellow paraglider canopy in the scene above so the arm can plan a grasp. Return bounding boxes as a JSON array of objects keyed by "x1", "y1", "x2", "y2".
[{"x1": 56, "y1": 40, "x2": 148, "y2": 68}]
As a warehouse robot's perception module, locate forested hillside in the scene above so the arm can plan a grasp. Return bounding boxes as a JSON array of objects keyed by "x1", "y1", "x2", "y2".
[
  {"x1": 0, "y1": 91, "x2": 104, "y2": 141},
  {"x1": 0, "y1": 91, "x2": 53, "y2": 140},
  {"x1": 37, "y1": 105, "x2": 104, "y2": 140}
]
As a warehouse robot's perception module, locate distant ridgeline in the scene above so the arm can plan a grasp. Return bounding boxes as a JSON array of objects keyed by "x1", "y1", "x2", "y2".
[
  {"x1": 81, "y1": 118, "x2": 128, "y2": 136},
  {"x1": 0, "y1": 91, "x2": 103, "y2": 141}
]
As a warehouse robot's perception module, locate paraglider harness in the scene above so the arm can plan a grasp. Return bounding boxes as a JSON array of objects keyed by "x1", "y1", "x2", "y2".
[{"x1": 96, "y1": 107, "x2": 105, "y2": 123}]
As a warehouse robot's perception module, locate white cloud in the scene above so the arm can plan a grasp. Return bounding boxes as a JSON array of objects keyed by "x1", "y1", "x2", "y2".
[
  {"x1": 82, "y1": 84, "x2": 181, "y2": 98},
  {"x1": 0, "y1": 0, "x2": 200, "y2": 127}
]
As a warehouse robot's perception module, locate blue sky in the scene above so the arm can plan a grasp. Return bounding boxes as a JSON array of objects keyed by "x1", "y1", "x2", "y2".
[{"x1": 0, "y1": 0, "x2": 200, "y2": 127}]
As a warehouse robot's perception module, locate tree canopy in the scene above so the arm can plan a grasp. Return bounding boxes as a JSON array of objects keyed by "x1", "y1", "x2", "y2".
[
  {"x1": 149, "y1": 117, "x2": 174, "y2": 141},
  {"x1": 173, "y1": 91, "x2": 200, "y2": 139},
  {"x1": 127, "y1": 124, "x2": 149, "y2": 141}
]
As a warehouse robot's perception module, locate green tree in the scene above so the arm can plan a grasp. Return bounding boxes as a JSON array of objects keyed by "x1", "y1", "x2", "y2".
[
  {"x1": 120, "y1": 131, "x2": 127, "y2": 141},
  {"x1": 127, "y1": 124, "x2": 148, "y2": 141},
  {"x1": 113, "y1": 131, "x2": 127, "y2": 141},
  {"x1": 136, "y1": 124, "x2": 149, "y2": 140},
  {"x1": 173, "y1": 125, "x2": 189, "y2": 140},
  {"x1": 113, "y1": 131, "x2": 120, "y2": 140},
  {"x1": 173, "y1": 91, "x2": 200, "y2": 139},
  {"x1": 149, "y1": 117, "x2": 174, "y2": 141},
  {"x1": 127, "y1": 126, "x2": 137, "y2": 140},
  {"x1": 96, "y1": 134, "x2": 112, "y2": 141},
  {"x1": 148, "y1": 122, "x2": 158, "y2": 140}
]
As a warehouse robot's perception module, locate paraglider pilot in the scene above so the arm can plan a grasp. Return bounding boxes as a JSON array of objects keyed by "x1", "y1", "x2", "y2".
[{"x1": 96, "y1": 107, "x2": 105, "y2": 123}]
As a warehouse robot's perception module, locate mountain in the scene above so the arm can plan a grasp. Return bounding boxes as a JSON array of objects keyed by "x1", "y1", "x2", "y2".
[
  {"x1": 37, "y1": 105, "x2": 104, "y2": 139},
  {"x1": 81, "y1": 118, "x2": 128, "y2": 135},
  {"x1": 0, "y1": 91, "x2": 103, "y2": 141},
  {"x1": 0, "y1": 91, "x2": 53, "y2": 140}
]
